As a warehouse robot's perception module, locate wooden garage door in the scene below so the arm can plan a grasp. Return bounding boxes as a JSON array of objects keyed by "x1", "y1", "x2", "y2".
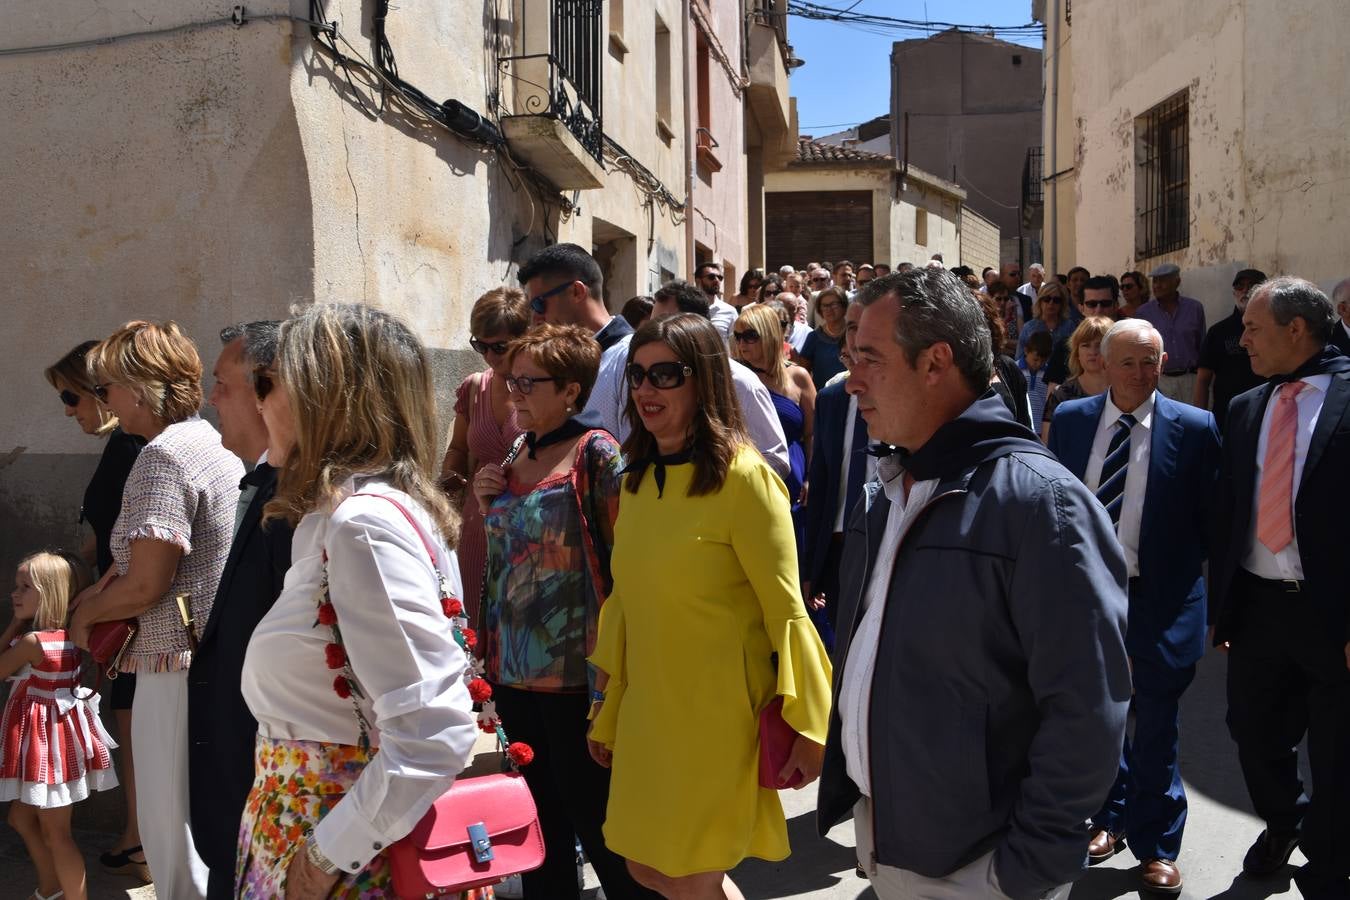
[{"x1": 765, "y1": 190, "x2": 874, "y2": 269}]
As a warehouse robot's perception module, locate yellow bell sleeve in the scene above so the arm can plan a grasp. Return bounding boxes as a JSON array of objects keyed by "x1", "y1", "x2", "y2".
[
  {"x1": 730, "y1": 450, "x2": 833, "y2": 745},
  {"x1": 587, "y1": 587, "x2": 626, "y2": 749}
]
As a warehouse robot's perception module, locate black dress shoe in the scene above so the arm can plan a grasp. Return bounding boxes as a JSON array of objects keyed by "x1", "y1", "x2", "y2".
[{"x1": 1242, "y1": 829, "x2": 1300, "y2": 877}]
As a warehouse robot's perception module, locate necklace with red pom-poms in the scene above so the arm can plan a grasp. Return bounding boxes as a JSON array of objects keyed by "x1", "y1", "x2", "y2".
[{"x1": 317, "y1": 548, "x2": 533, "y2": 770}]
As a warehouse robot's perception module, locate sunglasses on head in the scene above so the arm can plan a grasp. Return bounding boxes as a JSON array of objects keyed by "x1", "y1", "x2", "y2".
[
  {"x1": 529, "y1": 281, "x2": 575, "y2": 315},
  {"x1": 253, "y1": 366, "x2": 275, "y2": 402},
  {"x1": 505, "y1": 374, "x2": 563, "y2": 395},
  {"x1": 470, "y1": 337, "x2": 511, "y2": 356},
  {"x1": 626, "y1": 361, "x2": 693, "y2": 390},
  {"x1": 733, "y1": 329, "x2": 761, "y2": 344},
  {"x1": 59, "y1": 389, "x2": 82, "y2": 408}
]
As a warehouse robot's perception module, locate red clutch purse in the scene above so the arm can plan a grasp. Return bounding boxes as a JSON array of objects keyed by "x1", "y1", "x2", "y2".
[
  {"x1": 759, "y1": 696, "x2": 802, "y2": 789},
  {"x1": 388, "y1": 772, "x2": 544, "y2": 897},
  {"x1": 88, "y1": 619, "x2": 137, "y2": 678}
]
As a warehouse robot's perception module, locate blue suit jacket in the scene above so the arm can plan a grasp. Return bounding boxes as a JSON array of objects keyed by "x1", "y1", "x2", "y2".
[
  {"x1": 1048, "y1": 392, "x2": 1221, "y2": 667},
  {"x1": 802, "y1": 380, "x2": 869, "y2": 584}
]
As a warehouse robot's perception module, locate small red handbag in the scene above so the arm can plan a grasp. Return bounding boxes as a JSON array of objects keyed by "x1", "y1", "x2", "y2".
[
  {"x1": 758, "y1": 696, "x2": 803, "y2": 789},
  {"x1": 88, "y1": 619, "x2": 137, "y2": 674},
  {"x1": 388, "y1": 772, "x2": 544, "y2": 896}
]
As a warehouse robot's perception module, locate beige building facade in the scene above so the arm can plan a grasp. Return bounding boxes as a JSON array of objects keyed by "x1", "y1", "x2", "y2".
[
  {"x1": 764, "y1": 139, "x2": 996, "y2": 272},
  {"x1": 0, "y1": 0, "x2": 793, "y2": 590},
  {"x1": 1037, "y1": 0, "x2": 1350, "y2": 319}
]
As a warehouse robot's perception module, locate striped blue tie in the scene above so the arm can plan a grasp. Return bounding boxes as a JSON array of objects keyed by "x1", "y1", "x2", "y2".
[{"x1": 1095, "y1": 413, "x2": 1137, "y2": 525}]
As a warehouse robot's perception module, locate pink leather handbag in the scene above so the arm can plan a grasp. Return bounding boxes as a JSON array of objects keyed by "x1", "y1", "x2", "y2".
[
  {"x1": 388, "y1": 772, "x2": 544, "y2": 897},
  {"x1": 758, "y1": 696, "x2": 803, "y2": 789}
]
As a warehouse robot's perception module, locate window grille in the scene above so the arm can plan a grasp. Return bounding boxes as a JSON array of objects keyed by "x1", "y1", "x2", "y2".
[{"x1": 1136, "y1": 92, "x2": 1189, "y2": 258}]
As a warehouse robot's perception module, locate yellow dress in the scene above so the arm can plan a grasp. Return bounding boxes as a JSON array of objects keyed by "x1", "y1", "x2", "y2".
[{"x1": 588, "y1": 446, "x2": 833, "y2": 877}]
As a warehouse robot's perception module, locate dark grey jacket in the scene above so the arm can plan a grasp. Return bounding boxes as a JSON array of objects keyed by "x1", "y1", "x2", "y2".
[{"x1": 816, "y1": 394, "x2": 1131, "y2": 900}]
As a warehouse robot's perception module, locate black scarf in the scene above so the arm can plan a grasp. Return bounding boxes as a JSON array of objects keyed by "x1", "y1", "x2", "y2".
[
  {"x1": 1268, "y1": 345, "x2": 1350, "y2": 385},
  {"x1": 524, "y1": 417, "x2": 589, "y2": 460},
  {"x1": 621, "y1": 447, "x2": 694, "y2": 499}
]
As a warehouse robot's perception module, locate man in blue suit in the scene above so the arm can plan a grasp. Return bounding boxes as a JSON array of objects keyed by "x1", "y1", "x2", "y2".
[{"x1": 1048, "y1": 318, "x2": 1221, "y2": 895}]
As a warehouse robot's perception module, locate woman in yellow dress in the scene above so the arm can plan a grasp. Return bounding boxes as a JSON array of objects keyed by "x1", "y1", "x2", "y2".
[{"x1": 587, "y1": 313, "x2": 833, "y2": 900}]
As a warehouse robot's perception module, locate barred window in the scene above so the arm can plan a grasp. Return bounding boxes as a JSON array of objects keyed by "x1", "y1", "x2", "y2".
[{"x1": 1135, "y1": 92, "x2": 1189, "y2": 258}]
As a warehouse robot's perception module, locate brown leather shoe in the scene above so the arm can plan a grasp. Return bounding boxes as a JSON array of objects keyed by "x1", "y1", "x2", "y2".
[
  {"x1": 1088, "y1": 828, "x2": 1125, "y2": 862},
  {"x1": 1140, "y1": 859, "x2": 1182, "y2": 895}
]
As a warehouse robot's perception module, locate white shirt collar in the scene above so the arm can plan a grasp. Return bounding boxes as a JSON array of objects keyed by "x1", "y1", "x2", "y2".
[{"x1": 1104, "y1": 390, "x2": 1155, "y2": 431}]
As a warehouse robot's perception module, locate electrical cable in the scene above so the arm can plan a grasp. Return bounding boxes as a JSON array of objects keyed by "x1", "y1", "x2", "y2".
[
  {"x1": 784, "y1": 1, "x2": 1043, "y2": 40},
  {"x1": 0, "y1": 11, "x2": 326, "y2": 56}
]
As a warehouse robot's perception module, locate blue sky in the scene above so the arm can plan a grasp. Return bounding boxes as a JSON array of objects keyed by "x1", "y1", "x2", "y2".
[{"x1": 786, "y1": 1, "x2": 1043, "y2": 136}]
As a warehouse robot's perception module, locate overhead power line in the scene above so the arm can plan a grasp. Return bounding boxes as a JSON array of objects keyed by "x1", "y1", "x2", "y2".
[{"x1": 786, "y1": 1, "x2": 1043, "y2": 41}]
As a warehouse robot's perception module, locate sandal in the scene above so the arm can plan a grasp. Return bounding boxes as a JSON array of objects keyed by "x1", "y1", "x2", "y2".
[
  {"x1": 100, "y1": 844, "x2": 152, "y2": 882},
  {"x1": 32, "y1": 891, "x2": 65, "y2": 900}
]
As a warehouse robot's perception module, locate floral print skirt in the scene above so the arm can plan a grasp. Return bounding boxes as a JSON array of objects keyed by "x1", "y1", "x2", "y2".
[{"x1": 235, "y1": 736, "x2": 493, "y2": 899}]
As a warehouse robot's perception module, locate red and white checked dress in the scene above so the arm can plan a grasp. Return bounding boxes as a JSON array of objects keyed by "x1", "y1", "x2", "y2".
[{"x1": 0, "y1": 630, "x2": 118, "y2": 807}]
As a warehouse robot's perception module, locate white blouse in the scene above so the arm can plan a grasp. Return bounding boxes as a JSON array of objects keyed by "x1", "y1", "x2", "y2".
[{"x1": 241, "y1": 475, "x2": 477, "y2": 873}]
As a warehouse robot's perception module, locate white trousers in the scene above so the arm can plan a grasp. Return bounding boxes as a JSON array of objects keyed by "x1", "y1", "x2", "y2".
[
  {"x1": 132, "y1": 669, "x2": 209, "y2": 899},
  {"x1": 1157, "y1": 371, "x2": 1198, "y2": 405},
  {"x1": 855, "y1": 800, "x2": 1073, "y2": 900}
]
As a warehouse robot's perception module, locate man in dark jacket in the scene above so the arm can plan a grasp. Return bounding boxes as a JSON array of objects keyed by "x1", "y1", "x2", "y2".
[
  {"x1": 816, "y1": 267, "x2": 1132, "y2": 900},
  {"x1": 189, "y1": 322, "x2": 294, "y2": 898}
]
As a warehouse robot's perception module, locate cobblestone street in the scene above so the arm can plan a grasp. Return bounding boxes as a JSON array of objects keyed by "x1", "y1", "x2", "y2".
[{"x1": 1, "y1": 647, "x2": 1310, "y2": 899}]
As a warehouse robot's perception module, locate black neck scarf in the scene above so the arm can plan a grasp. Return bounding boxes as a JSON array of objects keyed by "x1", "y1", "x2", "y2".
[
  {"x1": 524, "y1": 417, "x2": 589, "y2": 460},
  {"x1": 621, "y1": 447, "x2": 694, "y2": 498},
  {"x1": 1268, "y1": 345, "x2": 1350, "y2": 385}
]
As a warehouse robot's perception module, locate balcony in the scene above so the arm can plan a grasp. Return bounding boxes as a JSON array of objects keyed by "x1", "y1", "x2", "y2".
[
  {"x1": 499, "y1": 0, "x2": 605, "y2": 190},
  {"x1": 746, "y1": 19, "x2": 791, "y2": 161}
]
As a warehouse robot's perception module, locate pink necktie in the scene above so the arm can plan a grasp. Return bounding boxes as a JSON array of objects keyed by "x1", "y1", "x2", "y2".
[{"x1": 1256, "y1": 381, "x2": 1309, "y2": 554}]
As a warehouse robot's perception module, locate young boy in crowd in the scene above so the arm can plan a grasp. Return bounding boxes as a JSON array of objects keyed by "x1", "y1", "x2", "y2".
[{"x1": 1020, "y1": 330, "x2": 1054, "y2": 428}]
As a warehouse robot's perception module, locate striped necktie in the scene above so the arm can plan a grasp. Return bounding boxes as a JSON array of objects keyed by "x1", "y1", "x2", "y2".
[{"x1": 1096, "y1": 413, "x2": 1137, "y2": 525}]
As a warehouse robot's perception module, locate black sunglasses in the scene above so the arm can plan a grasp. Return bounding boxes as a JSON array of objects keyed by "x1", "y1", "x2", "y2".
[
  {"x1": 92, "y1": 383, "x2": 112, "y2": 403},
  {"x1": 470, "y1": 337, "x2": 511, "y2": 356},
  {"x1": 1041, "y1": 298, "x2": 1063, "y2": 304},
  {"x1": 253, "y1": 366, "x2": 275, "y2": 402},
  {"x1": 626, "y1": 362, "x2": 693, "y2": 390},
  {"x1": 779, "y1": 318, "x2": 791, "y2": 329},
  {"x1": 529, "y1": 281, "x2": 575, "y2": 315},
  {"x1": 733, "y1": 329, "x2": 761, "y2": 344},
  {"x1": 700, "y1": 273, "x2": 725, "y2": 281},
  {"x1": 59, "y1": 389, "x2": 82, "y2": 408},
  {"x1": 1083, "y1": 300, "x2": 1116, "y2": 309},
  {"x1": 505, "y1": 374, "x2": 564, "y2": 395}
]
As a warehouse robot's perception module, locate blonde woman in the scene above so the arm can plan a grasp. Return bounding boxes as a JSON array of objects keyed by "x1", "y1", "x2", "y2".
[
  {"x1": 1041, "y1": 315, "x2": 1114, "y2": 443},
  {"x1": 1016, "y1": 282, "x2": 1076, "y2": 361},
  {"x1": 239, "y1": 304, "x2": 477, "y2": 898},
  {"x1": 70, "y1": 321, "x2": 242, "y2": 899},
  {"x1": 43, "y1": 341, "x2": 148, "y2": 880},
  {"x1": 731, "y1": 305, "x2": 815, "y2": 514}
]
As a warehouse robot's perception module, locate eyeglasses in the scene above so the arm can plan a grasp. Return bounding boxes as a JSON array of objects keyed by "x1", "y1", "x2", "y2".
[
  {"x1": 59, "y1": 389, "x2": 82, "y2": 408},
  {"x1": 626, "y1": 361, "x2": 693, "y2": 390},
  {"x1": 470, "y1": 337, "x2": 511, "y2": 356},
  {"x1": 733, "y1": 329, "x2": 761, "y2": 344},
  {"x1": 92, "y1": 383, "x2": 112, "y2": 403},
  {"x1": 779, "y1": 318, "x2": 791, "y2": 330},
  {"x1": 504, "y1": 374, "x2": 564, "y2": 395},
  {"x1": 1083, "y1": 300, "x2": 1117, "y2": 310},
  {"x1": 253, "y1": 366, "x2": 276, "y2": 401},
  {"x1": 819, "y1": 301, "x2": 845, "y2": 311},
  {"x1": 1040, "y1": 298, "x2": 1063, "y2": 305},
  {"x1": 811, "y1": 278, "x2": 829, "y2": 286},
  {"x1": 1009, "y1": 271, "x2": 1021, "y2": 278},
  {"x1": 529, "y1": 281, "x2": 575, "y2": 315}
]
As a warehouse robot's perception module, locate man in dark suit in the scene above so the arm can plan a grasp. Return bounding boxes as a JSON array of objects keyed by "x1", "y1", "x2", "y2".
[
  {"x1": 189, "y1": 322, "x2": 294, "y2": 898},
  {"x1": 802, "y1": 301, "x2": 871, "y2": 639},
  {"x1": 1331, "y1": 278, "x2": 1350, "y2": 357},
  {"x1": 1049, "y1": 318, "x2": 1221, "y2": 895},
  {"x1": 1211, "y1": 276, "x2": 1350, "y2": 898}
]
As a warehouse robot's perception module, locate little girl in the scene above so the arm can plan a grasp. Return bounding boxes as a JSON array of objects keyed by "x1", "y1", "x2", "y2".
[{"x1": 1, "y1": 551, "x2": 119, "y2": 900}]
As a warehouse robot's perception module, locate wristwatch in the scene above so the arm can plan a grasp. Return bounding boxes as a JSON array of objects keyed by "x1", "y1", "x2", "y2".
[{"x1": 305, "y1": 837, "x2": 341, "y2": 876}]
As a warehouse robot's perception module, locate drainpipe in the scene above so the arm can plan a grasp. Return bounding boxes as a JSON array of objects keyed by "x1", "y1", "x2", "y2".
[
  {"x1": 1045, "y1": 0, "x2": 1060, "y2": 275},
  {"x1": 682, "y1": 0, "x2": 696, "y2": 275}
]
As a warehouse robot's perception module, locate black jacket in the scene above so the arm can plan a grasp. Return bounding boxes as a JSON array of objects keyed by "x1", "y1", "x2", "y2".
[
  {"x1": 816, "y1": 394, "x2": 1131, "y2": 900},
  {"x1": 1210, "y1": 348, "x2": 1350, "y2": 644},
  {"x1": 188, "y1": 463, "x2": 293, "y2": 881}
]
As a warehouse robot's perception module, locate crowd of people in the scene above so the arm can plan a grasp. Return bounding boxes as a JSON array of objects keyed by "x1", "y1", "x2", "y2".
[{"x1": 1, "y1": 243, "x2": 1348, "y2": 900}]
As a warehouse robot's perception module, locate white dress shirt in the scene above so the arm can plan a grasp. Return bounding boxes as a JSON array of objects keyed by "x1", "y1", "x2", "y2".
[
  {"x1": 833, "y1": 394, "x2": 878, "y2": 533},
  {"x1": 242, "y1": 476, "x2": 477, "y2": 873},
  {"x1": 583, "y1": 332, "x2": 635, "y2": 440},
  {"x1": 709, "y1": 296, "x2": 738, "y2": 342},
  {"x1": 1084, "y1": 392, "x2": 1154, "y2": 578},
  {"x1": 1242, "y1": 374, "x2": 1332, "y2": 580},
  {"x1": 839, "y1": 458, "x2": 938, "y2": 797}
]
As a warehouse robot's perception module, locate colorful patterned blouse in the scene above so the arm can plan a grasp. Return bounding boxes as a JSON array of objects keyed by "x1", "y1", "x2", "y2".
[{"x1": 481, "y1": 430, "x2": 623, "y2": 691}]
